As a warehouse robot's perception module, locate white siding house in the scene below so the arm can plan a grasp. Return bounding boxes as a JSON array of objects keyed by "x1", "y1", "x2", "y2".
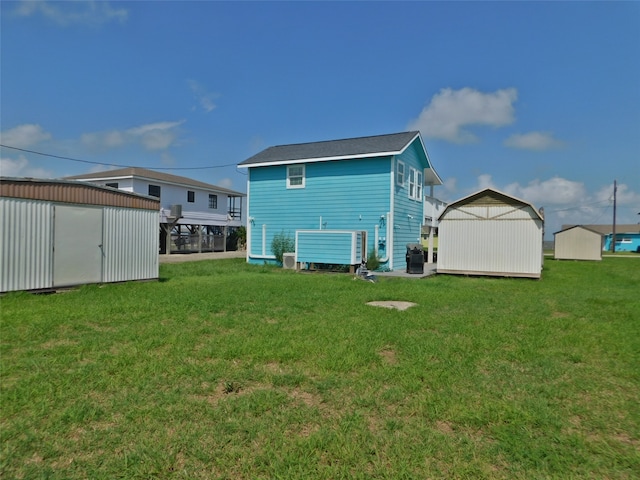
[
  {"x1": 554, "y1": 226, "x2": 603, "y2": 261},
  {"x1": 437, "y1": 188, "x2": 544, "y2": 278},
  {"x1": 65, "y1": 168, "x2": 245, "y2": 254}
]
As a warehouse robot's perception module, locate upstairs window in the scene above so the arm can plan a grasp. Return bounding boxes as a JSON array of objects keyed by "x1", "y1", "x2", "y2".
[
  {"x1": 148, "y1": 184, "x2": 161, "y2": 198},
  {"x1": 228, "y1": 196, "x2": 242, "y2": 218},
  {"x1": 287, "y1": 164, "x2": 305, "y2": 189},
  {"x1": 105, "y1": 182, "x2": 119, "y2": 189},
  {"x1": 415, "y1": 170, "x2": 423, "y2": 200},
  {"x1": 408, "y1": 167, "x2": 416, "y2": 198},
  {"x1": 408, "y1": 168, "x2": 423, "y2": 201},
  {"x1": 396, "y1": 160, "x2": 405, "y2": 186},
  {"x1": 209, "y1": 194, "x2": 218, "y2": 209},
  {"x1": 187, "y1": 191, "x2": 195, "y2": 203}
]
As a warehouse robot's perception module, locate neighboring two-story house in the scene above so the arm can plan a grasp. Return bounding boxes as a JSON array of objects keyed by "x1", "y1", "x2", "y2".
[
  {"x1": 65, "y1": 167, "x2": 245, "y2": 254},
  {"x1": 238, "y1": 131, "x2": 443, "y2": 271}
]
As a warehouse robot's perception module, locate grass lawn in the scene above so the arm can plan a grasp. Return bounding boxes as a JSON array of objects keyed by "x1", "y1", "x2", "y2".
[{"x1": 1, "y1": 258, "x2": 639, "y2": 479}]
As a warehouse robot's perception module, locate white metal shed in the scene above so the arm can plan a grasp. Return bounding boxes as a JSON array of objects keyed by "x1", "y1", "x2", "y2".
[
  {"x1": 1, "y1": 177, "x2": 160, "y2": 293},
  {"x1": 553, "y1": 225, "x2": 603, "y2": 261},
  {"x1": 436, "y1": 188, "x2": 544, "y2": 278}
]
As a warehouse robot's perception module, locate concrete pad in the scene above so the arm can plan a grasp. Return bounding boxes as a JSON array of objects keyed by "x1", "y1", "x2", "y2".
[{"x1": 366, "y1": 301, "x2": 417, "y2": 311}]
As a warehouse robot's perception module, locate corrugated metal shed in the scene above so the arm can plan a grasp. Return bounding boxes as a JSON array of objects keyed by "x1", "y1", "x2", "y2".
[
  {"x1": 554, "y1": 225, "x2": 603, "y2": 261},
  {"x1": 1, "y1": 177, "x2": 160, "y2": 293},
  {"x1": 436, "y1": 188, "x2": 544, "y2": 278}
]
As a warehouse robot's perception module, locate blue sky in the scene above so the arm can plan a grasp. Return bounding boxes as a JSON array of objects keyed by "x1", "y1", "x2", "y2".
[{"x1": 1, "y1": 0, "x2": 639, "y2": 236}]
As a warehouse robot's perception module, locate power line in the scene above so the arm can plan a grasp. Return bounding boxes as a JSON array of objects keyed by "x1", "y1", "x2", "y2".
[
  {"x1": 545, "y1": 199, "x2": 611, "y2": 213},
  {"x1": 0, "y1": 144, "x2": 238, "y2": 171}
]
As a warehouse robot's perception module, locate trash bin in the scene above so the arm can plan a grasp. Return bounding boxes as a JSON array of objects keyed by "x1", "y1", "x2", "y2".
[{"x1": 406, "y1": 243, "x2": 424, "y2": 274}]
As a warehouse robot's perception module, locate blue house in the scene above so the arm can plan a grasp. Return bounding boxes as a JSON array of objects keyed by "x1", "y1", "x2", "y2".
[
  {"x1": 603, "y1": 227, "x2": 640, "y2": 252},
  {"x1": 237, "y1": 131, "x2": 443, "y2": 271}
]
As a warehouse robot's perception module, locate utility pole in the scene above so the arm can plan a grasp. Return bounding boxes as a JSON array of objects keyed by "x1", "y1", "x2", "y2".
[{"x1": 611, "y1": 179, "x2": 617, "y2": 253}]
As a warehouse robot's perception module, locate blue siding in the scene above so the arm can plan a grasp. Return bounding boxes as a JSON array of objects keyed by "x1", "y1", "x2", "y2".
[
  {"x1": 296, "y1": 231, "x2": 362, "y2": 265},
  {"x1": 603, "y1": 233, "x2": 640, "y2": 252},
  {"x1": 246, "y1": 136, "x2": 434, "y2": 270},
  {"x1": 247, "y1": 157, "x2": 391, "y2": 265},
  {"x1": 391, "y1": 140, "x2": 430, "y2": 269}
]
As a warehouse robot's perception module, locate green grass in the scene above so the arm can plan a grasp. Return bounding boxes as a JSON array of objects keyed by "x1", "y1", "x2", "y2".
[{"x1": 1, "y1": 258, "x2": 639, "y2": 479}]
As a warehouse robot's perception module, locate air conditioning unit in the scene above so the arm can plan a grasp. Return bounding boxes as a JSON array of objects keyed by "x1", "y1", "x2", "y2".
[
  {"x1": 282, "y1": 253, "x2": 296, "y2": 269},
  {"x1": 170, "y1": 204, "x2": 182, "y2": 218}
]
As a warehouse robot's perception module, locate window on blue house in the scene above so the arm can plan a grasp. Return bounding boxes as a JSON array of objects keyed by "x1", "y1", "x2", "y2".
[
  {"x1": 408, "y1": 168, "x2": 423, "y2": 201},
  {"x1": 209, "y1": 194, "x2": 217, "y2": 209},
  {"x1": 396, "y1": 160, "x2": 405, "y2": 186},
  {"x1": 287, "y1": 164, "x2": 305, "y2": 188}
]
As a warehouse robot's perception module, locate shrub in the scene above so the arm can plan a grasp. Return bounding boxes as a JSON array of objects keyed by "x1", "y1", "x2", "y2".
[
  {"x1": 271, "y1": 230, "x2": 295, "y2": 264},
  {"x1": 366, "y1": 249, "x2": 381, "y2": 271}
]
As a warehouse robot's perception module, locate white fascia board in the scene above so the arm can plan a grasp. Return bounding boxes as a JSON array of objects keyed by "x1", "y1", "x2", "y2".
[
  {"x1": 237, "y1": 150, "x2": 404, "y2": 169},
  {"x1": 71, "y1": 174, "x2": 131, "y2": 182},
  {"x1": 415, "y1": 134, "x2": 443, "y2": 186},
  {"x1": 140, "y1": 176, "x2": 237, "y2": 194}
]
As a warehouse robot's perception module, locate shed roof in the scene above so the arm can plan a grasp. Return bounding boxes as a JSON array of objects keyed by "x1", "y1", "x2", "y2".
[
  {"x1": 554, "y1": 225, "x2": 604, "y2": 236},
  {"x1": 560, "y1": 224, "x2": 640, "y2": 235},
  {"x1": 439, "y1": 188, "x2": 544, "y2": 221},
  {"x1": 1, "y1": 177, "x2": 160, "y2": 210},
  {"x1": 64, "y1": 167, "x2": 244, "y2": 196}
]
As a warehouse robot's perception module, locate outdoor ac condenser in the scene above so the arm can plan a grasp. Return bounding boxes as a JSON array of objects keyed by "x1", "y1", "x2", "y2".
[
  {"x1": 282, "y1": 253, "x2": 296, "y2": 269},
  {"x1": 170, "y1": 204, "x2": 182, "y2": 218}
]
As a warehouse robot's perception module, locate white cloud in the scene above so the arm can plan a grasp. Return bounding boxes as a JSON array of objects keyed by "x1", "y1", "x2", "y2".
[
  {"x1": 0, "y1": 124, "x2": 52, "y2": 148},
  {"x1": 503, "y1": 177, "x2": 587, "y2": 205},
  {"x1": 460, "y1": 174, "x2": 640, "y2": 235},
  {"x1": 504, "y1": 131, "x2": 564, "y2": 151},
  {"x1": 188, "y1": 80, "x2": 218, "y2": 113},
  {"x1": 408, "y1": 87, "x2": 518, "y2": 143},
  {"x1": 443, "y1": 177, "x2": 457, "y2": 194},
  {"x1": 13, "y1": 0, "x2": 128, "y2": 27},
  {"x1": 477, "y1": 173, "x2": 496, "y2": 190},
  {"x1": 216, "y1": 178, "x2": 234, "y2": 190},
  {"x1": 0, "y1": 154, "x2": 54, "y2": 178},
  {"x1": 81, "y1": 121, "x2": 184, "y2": 152},
  {"x1": 594, "y1": 182, "x2": 640, "y2": 206}
]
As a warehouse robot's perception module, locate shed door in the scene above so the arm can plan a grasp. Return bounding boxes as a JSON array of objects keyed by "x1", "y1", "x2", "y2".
[{"x1": 53, "y1": 205, "x2": 103, "y2": 287}]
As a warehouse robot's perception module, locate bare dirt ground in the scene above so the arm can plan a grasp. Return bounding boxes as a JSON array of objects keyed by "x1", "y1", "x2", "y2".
[{"x1": 159, "y1": 251, "x2": 246, "y2": 264}]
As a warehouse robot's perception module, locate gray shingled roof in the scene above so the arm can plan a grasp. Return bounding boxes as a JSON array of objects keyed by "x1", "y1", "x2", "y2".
[
  {"x1": 64, "y1": 167, "x2": 244, "y2": 195},
  {"x1": 238, "y1": 131, "x2": 421, "y2": 167}
]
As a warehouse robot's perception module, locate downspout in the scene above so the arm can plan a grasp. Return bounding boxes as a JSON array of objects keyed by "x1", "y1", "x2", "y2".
[
  {"x1": 247, "y1": 220, "x2": 276, "y2": 260},
  {"x1": 427, "y1": 184, "x2": 435, "y2": 263},
  {"x1": 246, "y1": 219, "x2": 252, "y2": 261}
]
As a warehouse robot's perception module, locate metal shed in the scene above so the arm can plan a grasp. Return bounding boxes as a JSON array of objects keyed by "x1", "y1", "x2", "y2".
[
  {"x1": 1, "y1": 177, "x2": 160, "y2": 293},
  {"x1": 554, "y1": 225, "x2": 603, "y2": 261},
  {"x1": 436, "y1": 188, "x2": 544, "y2": 279}
]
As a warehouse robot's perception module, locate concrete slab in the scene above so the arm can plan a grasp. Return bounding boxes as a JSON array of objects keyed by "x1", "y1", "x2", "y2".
[
  {"x1": 366, "y1": 301, "x2": 417, "y2": 311},
  {"x1": 374, "y1": 263, "x2": 437, "y2": 279}
]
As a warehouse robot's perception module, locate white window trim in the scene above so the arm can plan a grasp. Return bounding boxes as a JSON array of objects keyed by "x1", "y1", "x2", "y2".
[
  {"x1": 287, "y1": 164, "x2": 305, "y2": 189},
  {"x1": 396, "y1": 160, "x2": 405, "y2": 186},
  {"x1": 407, "y1": 167, "x2": 423, "y2": 201},
  {"x1": 408, "y1": 167, "x2": 416, "y2": 199}
]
